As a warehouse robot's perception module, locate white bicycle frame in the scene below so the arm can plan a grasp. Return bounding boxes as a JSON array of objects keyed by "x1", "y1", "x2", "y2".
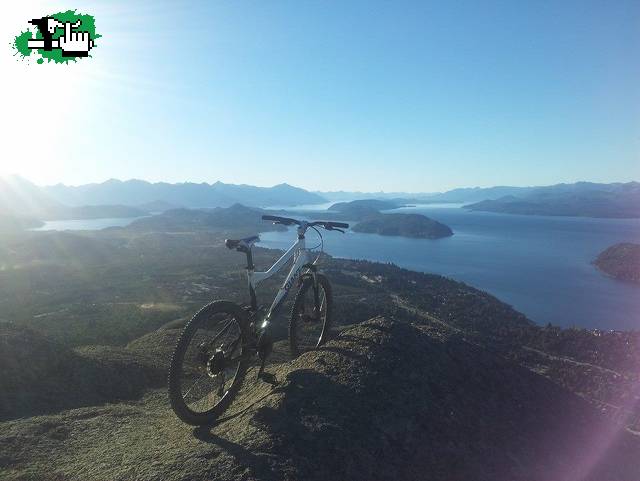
[{"x1": 248, "y1": 227, "x2": 316, "y2": 328}]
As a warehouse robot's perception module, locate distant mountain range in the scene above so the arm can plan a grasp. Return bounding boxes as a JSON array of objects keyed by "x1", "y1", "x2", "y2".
[
  {"x1": 324, "y1": 182, "x2": 640, "y2": 218},
  {"x1": 317, "y1": 186, "x2": 534, "y2": 203},
  {"x1": 44, "y1": 179, "x2": 326, "y2": 209},
  {"x1": 320, "y1": 181, "x2": 640, "y2": 209},
  {"x1": 422, "y1": 186, "x2": 535, "y2": 203},
  {"x1": 0, "y1": 176, "x2": 147, "y2": 222},
  {"x1": 317, "y1": 191, "x2": 416, "y2": 202},
  {"x1": 2, "y1": 177, "x2": 638, "y2": 224},
  {"x1": 0, "y1": 176, "x2": 327, "y2": 224},
  {"x1": 464, "y1": 182, "x2": 640, "y2": 218}
]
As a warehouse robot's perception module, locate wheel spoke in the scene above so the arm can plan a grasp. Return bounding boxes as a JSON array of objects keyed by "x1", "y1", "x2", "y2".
[
  {"x1": 178, "y1": 312, "x2": 243, "y2": 414},
  {"x1": 183, "y1": 372, "x2": 208, "y2": 398}
]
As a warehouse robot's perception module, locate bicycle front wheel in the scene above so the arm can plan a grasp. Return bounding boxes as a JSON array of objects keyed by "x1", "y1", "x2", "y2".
[
  {"x1": 168, "y1": 300, "x2": 249, "y2": 426},
  {"x1": 289, "y1": 274, "x2": 333, "y2": 357}
]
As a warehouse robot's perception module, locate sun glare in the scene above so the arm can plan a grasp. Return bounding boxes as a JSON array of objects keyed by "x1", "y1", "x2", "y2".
[
  {"x1": 1, "y1": 1, "x2": 169, "y2": 185},
  {"x1": 1, "y1": 2, "x2": 82, "y2": 183}
]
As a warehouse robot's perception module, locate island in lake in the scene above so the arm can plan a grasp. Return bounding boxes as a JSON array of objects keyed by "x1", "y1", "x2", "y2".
[
  {"x1": 594, "y1": 243, "x2": 640, "y2": 283},
  {"x1": 328, "y1": 199, "x2": 404, "y2": 218},
  {"x1": 326, "y1": 200, "x2": 453, "y2": 239},
  {"x1": 352, "y1": 213, "x2": 453, "y2": 239}
]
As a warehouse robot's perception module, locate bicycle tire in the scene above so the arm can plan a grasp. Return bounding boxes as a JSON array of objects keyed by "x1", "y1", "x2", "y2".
[
  {"x1": 289, "y1": 274, "x2": 333, "y2": 357},
  {"x1": 168, "y1": 300, "x2": 249, "y2": 425}
]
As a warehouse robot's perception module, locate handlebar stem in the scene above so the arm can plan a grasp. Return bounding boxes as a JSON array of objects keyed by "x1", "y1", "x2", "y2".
[{"x1": 297, "y1": 221, "x2": 309, "y2": 239}]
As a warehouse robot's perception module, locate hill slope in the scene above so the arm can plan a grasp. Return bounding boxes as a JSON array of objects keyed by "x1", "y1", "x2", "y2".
[
  {"x1": 2, "y1": 318, "x2": 638, "y2": 481},
  {"x1": 127, "y1": 203, "x2": 286, "y2": 233},
  {"x1": 594, "y1": 243, "x2": 640, "y2": 283},
  {"x1": 0, "y1": 322, "x2": 166, "y2": 421}
]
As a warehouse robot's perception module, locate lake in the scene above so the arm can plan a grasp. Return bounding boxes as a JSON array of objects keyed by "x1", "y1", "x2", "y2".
[
  {"x1": 258, "y1": 204, "x2": 640, "y2": 331},
  {"x1": 33, "y1": 217, "x2": 144, "y2": 231}
]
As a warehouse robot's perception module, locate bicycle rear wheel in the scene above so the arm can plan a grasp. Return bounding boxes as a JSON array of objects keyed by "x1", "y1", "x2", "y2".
[
  {"x1": 168, "y1": 301, "x2": 249, "y2": 425},
  {"x1": 289, "y1": 274, "x2": 333, "y2": 357}
]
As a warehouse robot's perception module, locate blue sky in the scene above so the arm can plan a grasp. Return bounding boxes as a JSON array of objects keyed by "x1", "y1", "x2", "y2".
[{"x1": 2, "y1": 0, "x2": 639, "y2": 192}]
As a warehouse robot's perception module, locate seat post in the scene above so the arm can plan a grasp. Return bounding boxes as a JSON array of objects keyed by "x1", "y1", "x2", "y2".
[
  {"x1": 245, "y1": 248, "x2": 255, "y2": 271},
  {"x1": 245, "y1": 248, "x2": 258, "y2": 311}
]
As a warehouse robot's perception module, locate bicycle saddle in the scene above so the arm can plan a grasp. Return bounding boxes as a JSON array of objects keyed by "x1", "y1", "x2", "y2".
[{"x1": 225, "y1": 235, "x2": 260, "y2": 251}]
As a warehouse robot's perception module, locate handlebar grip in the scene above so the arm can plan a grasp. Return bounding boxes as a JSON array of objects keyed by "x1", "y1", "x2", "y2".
[
  {"x1": 328, "y1": 222, "x2": 349, "y2": 229},
  {"x1": 261, "y1": 215, "x2": 300, "y2": 226}
]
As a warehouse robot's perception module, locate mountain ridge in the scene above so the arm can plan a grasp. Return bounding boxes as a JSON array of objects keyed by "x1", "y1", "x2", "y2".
[
  {"x1": 0, "y1": 176, "x2": 147, "y2": 222},
  {"x1": 464, "y1": 182, "x2": 640, "y2": 218},
  {"x1": 43, "y1": 178, "x2": 327, "y2": 209},
  {"x1": 4, "y1": 176, "x2": 638, "y2": 221},
  {"x1": 318, "y1": 181, "x2": 640, "y2": 205}
]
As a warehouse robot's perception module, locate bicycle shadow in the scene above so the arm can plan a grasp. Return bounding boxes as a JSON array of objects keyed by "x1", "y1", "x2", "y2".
[
  {"x1": 193, "y1": 426, "x2": 280, "y2": 481},
  {"x1": 190, "y1": 367, "x2": 365, "y2": 480},
  {"x1": 186, "y1": 323, "x2": 396, "y2": 478}
]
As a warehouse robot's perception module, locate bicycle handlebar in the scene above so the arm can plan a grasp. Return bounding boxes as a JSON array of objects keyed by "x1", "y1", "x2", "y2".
[
  {"x1": 261, "y1": 215, "x2": 349, "y2": 231},
  {"x1": 316, "y1": 221, "x2": 349, "y2": 230},
  {"x1": 261, "y1": 215, "x2": 300, "y2": 226}
]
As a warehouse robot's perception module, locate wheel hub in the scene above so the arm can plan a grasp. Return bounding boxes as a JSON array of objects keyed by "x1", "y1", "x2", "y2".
[{"x1": 206, "y1": 348, "x2": 226, "y2": 378}]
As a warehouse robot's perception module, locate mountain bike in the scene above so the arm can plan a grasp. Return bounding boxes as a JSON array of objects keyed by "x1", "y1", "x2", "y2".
[{"x1": 168, "y1": 215, "x2": 349, "y2": 425}]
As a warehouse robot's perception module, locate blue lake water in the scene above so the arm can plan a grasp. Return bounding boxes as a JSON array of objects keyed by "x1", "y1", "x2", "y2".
[{"x1": 258, "y1": 205, "x2": 640, "y2": 330}]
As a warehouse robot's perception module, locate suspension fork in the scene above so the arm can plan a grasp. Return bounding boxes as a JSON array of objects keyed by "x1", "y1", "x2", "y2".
[{"x1": 302, "y1": 263, "x2": 321, "y2": 313}]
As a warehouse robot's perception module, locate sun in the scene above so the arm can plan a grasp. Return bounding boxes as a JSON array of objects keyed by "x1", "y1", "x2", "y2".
[{"x1": 0, "y1": 2, "x2": 114, "y2": 185}]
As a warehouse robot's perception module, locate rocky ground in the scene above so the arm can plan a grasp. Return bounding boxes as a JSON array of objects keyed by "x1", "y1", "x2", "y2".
[{"x1": 2, "y1": 317, "x2": 639, "y2": 481}]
